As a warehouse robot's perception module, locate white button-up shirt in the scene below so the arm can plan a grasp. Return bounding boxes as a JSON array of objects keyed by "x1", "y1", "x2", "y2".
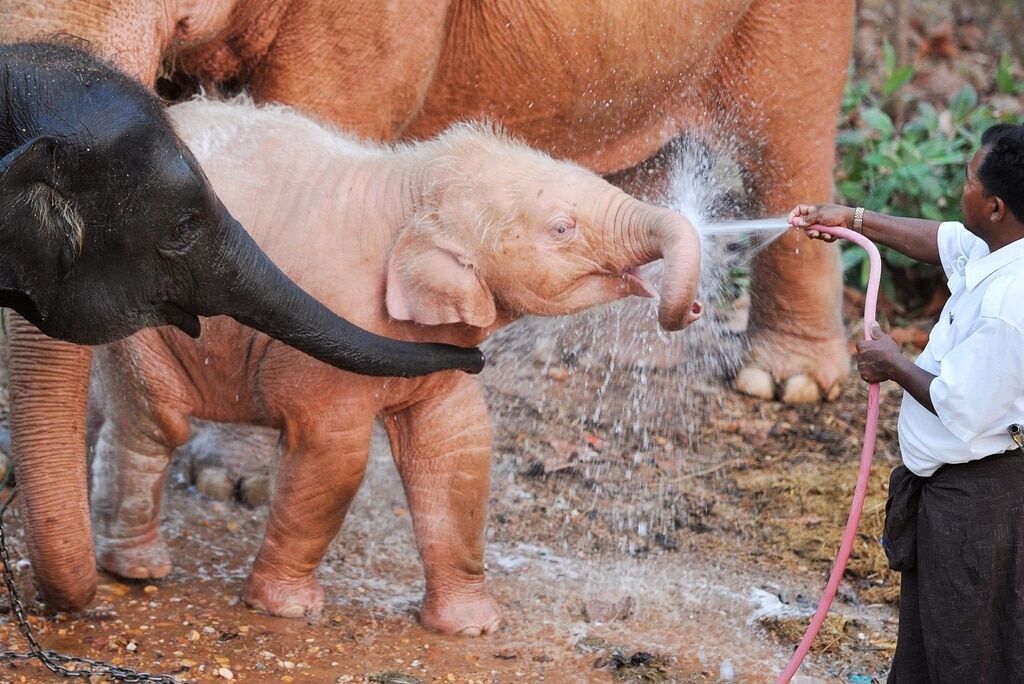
[{"x1": 898, "y1": 221, "x2": 1024, "y2": 476}]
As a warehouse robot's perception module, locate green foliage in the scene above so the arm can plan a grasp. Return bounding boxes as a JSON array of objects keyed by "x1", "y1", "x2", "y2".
[
  {"x1": 997, "y1": 52, "x2": 1024, "y2": 94},
  {"x1": 835, "y1": 46, "x2": 1024, "y2": 303}
]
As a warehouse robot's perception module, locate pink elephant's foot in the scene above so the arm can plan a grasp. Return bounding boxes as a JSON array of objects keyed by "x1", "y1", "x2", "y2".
[
  {"x1": 734, "y1": 330, "x2": 849, "y2": 404},
  {"x1": 419, "y1": 588, "x2": 502, "y2": 636},
  {"x1": 96, "y1": 535, "x2": 172, "y2": 580},
  {"x1": 242, "y1": 572, "x2": 324, "y2": 618}
]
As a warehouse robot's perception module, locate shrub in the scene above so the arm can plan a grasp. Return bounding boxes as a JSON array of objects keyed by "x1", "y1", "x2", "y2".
[{"x1": 835, "y1": 44, "x2": 1024, "y2": 307}]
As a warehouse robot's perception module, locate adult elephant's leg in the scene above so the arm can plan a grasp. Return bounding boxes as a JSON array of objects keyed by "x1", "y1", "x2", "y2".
[
  {"x1": 243, "y1": 415, "x2": 373, "y2": 618},
  {"x1": 725, "y1": 0, "x2": 855, "y2": 403},
  {"x1": 382, "y1": 376, "x2": 499, "y2": 636},
  {"x1": 5, "y1": 312, "x2": 96, "y2": 610}
]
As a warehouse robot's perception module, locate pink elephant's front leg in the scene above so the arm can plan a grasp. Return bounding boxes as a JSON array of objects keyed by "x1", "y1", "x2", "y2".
[{"x1": 383, "y1": 376, "x2": 500, "y2": 636}]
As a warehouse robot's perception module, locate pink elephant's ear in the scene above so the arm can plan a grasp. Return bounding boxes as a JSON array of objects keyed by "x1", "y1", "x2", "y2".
[{"x1": 386, "y1": 214, "x2": 497, "y2": 329}]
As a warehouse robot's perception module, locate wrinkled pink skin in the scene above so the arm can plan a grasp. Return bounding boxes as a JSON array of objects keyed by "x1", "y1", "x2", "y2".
[
  {"x1": 88, "y1": 101, "x2": 701, "y2": 633},
  {"x1": 1, "y1": 0, "x2": 852, "y2": 613}
]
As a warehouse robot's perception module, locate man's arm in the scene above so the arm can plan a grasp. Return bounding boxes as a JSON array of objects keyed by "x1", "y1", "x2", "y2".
[
  {"x1": 888, "y1": 357, "x2": 937, "y2": 413},
  {"x1": 857, "y1": 324, "x2": 937, "y2": 413},
  {"x1": 790, "y1": 204, "x2": 941, "y2": 266}
]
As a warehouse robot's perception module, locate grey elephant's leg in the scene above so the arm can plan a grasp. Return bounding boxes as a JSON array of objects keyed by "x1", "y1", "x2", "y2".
[
  {"x1": 382, "y1": 376, "x2": 500, "y2": 636},
  {"x1": 242, "y1": 417, "x2": 373, "y2": 618},
  {"x1": 91, "y1": 416, "x2": 182, "y2": 580}
]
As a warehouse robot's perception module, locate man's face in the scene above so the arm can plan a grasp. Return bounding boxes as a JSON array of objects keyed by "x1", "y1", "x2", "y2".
[{"x1": 961, "y1": 148, "x2": 991, "y2": 237}]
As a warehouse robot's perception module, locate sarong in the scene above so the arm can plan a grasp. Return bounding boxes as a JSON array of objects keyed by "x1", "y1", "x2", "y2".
[{"x1": 884, "y1": 451, "x2": 1024, "y2": 683}]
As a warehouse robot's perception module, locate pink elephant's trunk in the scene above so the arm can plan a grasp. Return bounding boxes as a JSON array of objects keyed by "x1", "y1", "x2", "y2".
[
  {"x1": 618, "y1": 199, "x2": 703, "y2": 331},
  {"x1": 652, "y1": 211, "x2": 704, "y2": 331}
]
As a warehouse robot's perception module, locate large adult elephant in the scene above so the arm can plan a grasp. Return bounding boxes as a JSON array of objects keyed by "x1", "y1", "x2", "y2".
[{"x1": 1, "y1": 0, "x2": 853, "y2": 610}]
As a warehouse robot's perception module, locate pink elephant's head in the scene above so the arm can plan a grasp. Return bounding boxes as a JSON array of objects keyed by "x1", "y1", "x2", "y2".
[{"x1": 386, "y1": 124, "x2": 703, "y2": 332}]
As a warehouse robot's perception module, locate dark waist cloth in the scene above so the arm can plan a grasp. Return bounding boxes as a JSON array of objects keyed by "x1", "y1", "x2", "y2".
[
  {"x1": 883, "y1": 449, "x2": 1024, "y2": 683},
  {"x1": 882, "y1": 449, "x2": 1024, "y2": 571}
]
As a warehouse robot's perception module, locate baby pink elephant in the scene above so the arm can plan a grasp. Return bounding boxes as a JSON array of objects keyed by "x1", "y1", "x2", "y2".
[{"x1": 88, "y1": 98, "x2": 702, "y2": 635}]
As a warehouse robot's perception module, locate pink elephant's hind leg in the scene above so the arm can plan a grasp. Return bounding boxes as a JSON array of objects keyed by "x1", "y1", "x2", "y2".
[
  {"x1": 90, "y1": 339, "x2": 194, "y2": 581},
  {"x1": 91, "y1": 403, "x2": 187, "y2": 580},
  {"x1": 92, "y1": 429, "x2": 174, "y2": 580}
]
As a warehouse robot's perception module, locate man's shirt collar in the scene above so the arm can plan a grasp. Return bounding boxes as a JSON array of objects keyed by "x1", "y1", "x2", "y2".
[{"x1": 965, "y1": 236, "x2": 1024, "y2": 290}]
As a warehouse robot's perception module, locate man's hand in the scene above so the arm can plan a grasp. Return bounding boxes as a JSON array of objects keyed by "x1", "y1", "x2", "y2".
[
  {"x1": 788, "y1": 203, "x2": 856, "y2": 242},
  {"x1": 856, "y1": 323, "x2": 903, "y2": 383}
]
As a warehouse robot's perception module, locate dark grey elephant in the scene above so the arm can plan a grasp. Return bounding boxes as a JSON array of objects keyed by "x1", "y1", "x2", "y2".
[{"x1": 0, "y1": 41, "x2": 483, "y2": 610}]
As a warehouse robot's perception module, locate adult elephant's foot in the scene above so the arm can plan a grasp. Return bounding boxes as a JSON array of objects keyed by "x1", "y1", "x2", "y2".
[
  {"x1": 734, "y1": 329, "x2": 849, "y2": 404},
  {"x1": 242, "y1": 572, "x2": 324, "y2": 618},
  {"x1": 96, "y1": 534, "x2": 172, "y2": 580},
  {"x1": 419, "y1": 588, "x2": 502, "y2": 636}
]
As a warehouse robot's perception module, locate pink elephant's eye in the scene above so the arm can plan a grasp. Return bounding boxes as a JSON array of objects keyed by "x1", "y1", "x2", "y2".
[{"x1": 549, "y1": 218, "x2": 576, "y2": 238}]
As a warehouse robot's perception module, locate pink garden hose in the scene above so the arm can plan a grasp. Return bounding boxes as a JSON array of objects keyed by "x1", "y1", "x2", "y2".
[{"x1": 775, "y1": 224, "x2": 883, "y2": 683}]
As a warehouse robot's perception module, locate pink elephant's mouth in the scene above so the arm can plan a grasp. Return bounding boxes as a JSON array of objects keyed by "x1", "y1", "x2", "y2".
[{"x1": 620, "y1": 267, "x2": 658, "y2": 298}]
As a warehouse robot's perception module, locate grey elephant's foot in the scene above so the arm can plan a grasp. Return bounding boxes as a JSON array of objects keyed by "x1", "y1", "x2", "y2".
[
  {"x1": 420, "y1": 588, "x2": 502, "y2": 636},
  {"x1": 96, "y1": 534, "x2": 172, "y2": 580},
  {"x1": 734, "y1": 331, "x2": 849, "y2": 404},
  {"x1": 242, "y1": 572, "x2": 324, "y2": 618}
]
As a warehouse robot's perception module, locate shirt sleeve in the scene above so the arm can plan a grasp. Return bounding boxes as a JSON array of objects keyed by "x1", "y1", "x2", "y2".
[
  {"x1": 929, "y1": 316, "x2": 1024, "y2": 445},
  {"x1": 937, "y1": 221, "x2": 988, "y2": 279}
]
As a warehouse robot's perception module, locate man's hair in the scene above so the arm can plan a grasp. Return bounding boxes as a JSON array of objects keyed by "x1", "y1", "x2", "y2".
[{"x1": 978, "y1": 123, "x2": 1024, "y2": 223}]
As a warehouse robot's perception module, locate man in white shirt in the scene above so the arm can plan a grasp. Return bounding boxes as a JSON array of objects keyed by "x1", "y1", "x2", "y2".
[{"x1": 789, "y1": 122, "x2": 1024, "y2": 683}]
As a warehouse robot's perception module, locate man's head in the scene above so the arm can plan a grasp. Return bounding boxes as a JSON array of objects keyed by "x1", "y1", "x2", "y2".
[{"x1": 962, "y1": 123, "x2": 1024, "y2": 247}]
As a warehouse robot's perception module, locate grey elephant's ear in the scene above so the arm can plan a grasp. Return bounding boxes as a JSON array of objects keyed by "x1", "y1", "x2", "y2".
[
  {"x1": 0, "y1": 136, "x2": 58, "y2": 187},
  {"x1": 0, "y1": 136, "x2": 82, "y2": 273}
]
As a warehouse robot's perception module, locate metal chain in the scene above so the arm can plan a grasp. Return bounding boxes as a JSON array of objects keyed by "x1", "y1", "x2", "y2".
[{"x1": 0, "y1": 489, "x2": 186, "y2": 683}]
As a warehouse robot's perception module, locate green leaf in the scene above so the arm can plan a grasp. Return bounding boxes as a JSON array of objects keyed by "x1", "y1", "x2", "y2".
[
  {"x1": 917, "y1": 173, "x2": 944, "y2": 200},
  {"x1": 997, "y1": 52, "x2": 1017, "y2": 94},
  {"x1": 861, "y1": 107, "x2": 895, "y2": 137},
  {"x1": 837, "y1": 180, "x2": 867, "y2": 205},
  {"x1": 881, "y1": 270, "x2": 898, "y2": 301},
  {"x1": 921, "y1": 203, "x2": 945, "y2": 221},
  {"x1": 884, "y1": 65, "x2": 915, "y2": 97},
  {"x1": 903, "y1": 119, "x2": 930, "y2": 140},
  {"x1": 867, "y1": 176, "x2": 900, "y2": 208},
  {"x1": 884, "y1": 40, "x2": 896, "y2": 75},
  {"x1": 917, "y1": 101, "x2": 939, "y2": 132},
  {"x1": 884, "y1": 248, "x2": 918, "y2": 268},
  {"x1": 842, "y1": 245, "x2": 866, "y2": 271},
  {"x1": 836, "y1": 129, "x2": 870, "y2": 147},
  {"x1": 950, "y1": 84, "x2": 978, "y2": 122}
]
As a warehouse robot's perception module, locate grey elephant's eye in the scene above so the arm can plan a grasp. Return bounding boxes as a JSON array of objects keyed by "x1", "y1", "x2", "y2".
[{"x1": 160, "y1": 211, "x2": 202, "y2": 256}]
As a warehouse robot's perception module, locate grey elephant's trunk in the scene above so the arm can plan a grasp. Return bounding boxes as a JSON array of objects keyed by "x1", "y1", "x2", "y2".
[
  {"x1": 617, "y1": 198, "x2": 703, "y2": 331},
  {"x1": 194, "y1": 215, "x2": 484, "y2": 377}
]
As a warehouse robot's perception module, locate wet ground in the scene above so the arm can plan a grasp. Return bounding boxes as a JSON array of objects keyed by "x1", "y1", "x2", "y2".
[{"x1": 0, "y1": 304, "x2": 908, "y2": 684}]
